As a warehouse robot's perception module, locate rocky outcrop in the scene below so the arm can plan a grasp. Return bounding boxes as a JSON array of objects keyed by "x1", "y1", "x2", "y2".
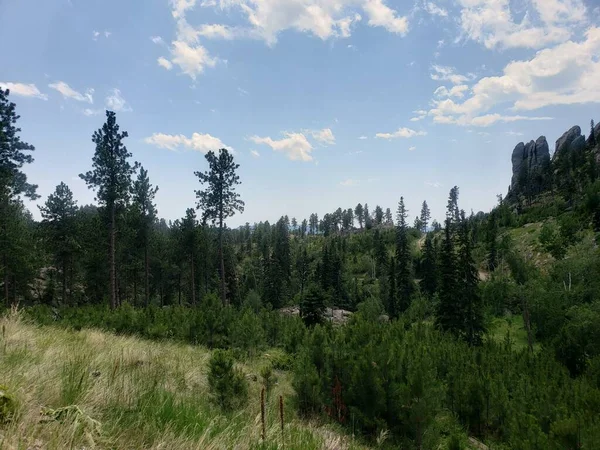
[
  {"x1": 554, "y1": 126, "x2": 582, "y2": 159},
  {"x1": 594, "y1": 121, "x2": 600, "y2": 145},
  {"x1": 509, "y1": 136, "x2": 550, "y2": 196}
]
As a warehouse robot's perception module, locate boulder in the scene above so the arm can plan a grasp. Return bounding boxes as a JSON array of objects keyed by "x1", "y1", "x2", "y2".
[{"x1": 554, "y1": 126, "x2": 581, "y2": 158}]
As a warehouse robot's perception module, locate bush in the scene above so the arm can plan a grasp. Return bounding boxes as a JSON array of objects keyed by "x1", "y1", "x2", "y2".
[
  {"x1": 207, "y1": 350, "x2": 248, "y2": 411},
  {"x1": 0, "y1": 385, "x2": 17, "y2": 423}
]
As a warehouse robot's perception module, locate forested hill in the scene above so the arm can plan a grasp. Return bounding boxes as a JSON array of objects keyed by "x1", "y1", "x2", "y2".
[{"x1": 3, "y1": 87, "x2": 600, "y2": 448}]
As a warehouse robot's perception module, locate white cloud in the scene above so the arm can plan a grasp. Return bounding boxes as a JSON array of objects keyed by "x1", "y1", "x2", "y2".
[
  {"x1": 506, "y1": 130, "x2": 524, "y2": 136},
  {"x1": 48, "y1": 81, "x2": 94, "y2": 103},
  {"x1": 458, "y1": 0, "x2": 587, "y2": 50},
  {"x1": 197, "y1": 24, "x2": 237, "y2": 39},
  {"x1": 363, "y1": 0, "x2": 408, "y2": 34},
  {"x1": 408, "y1": 146, "x2": 416, "y2": 151},
  {"x1": 93, "y1": 30, "x2": 111, "y2": 41},
  {"x1": 430, "y1": 65, "x2": 473, "y2": 85},
  {"x1": 238, "y1": 87, "x2": 249, "y2": 96},
  {"x1": 194, "y1": 0, "x2": 407, "y2": 45},
  {"x1": 425, "y1": 181, "x2": 442, "y2": 188},
  {"x1": 428, "y1": 27, "x2": 600, "y2": 126},
  {"x1": 151, "y1": 36, "x2": 164, "y2": 44},
  {"x1": 0, "y1": 82, "x2": 47, "y2": 100},
  {"x1": 309, "y1": 128, "x2": 335, "y2": 145},
  {"x1": 82, "y1": 108, "x2": 102, "y2": 116},
  {"x1": 376, "y1": 127, "x2": 427, "y2": 139},
  {"x1": 145, "y1": 131, "x2": 229, "y2": 153},
  {"x1": 157, "y1": 57, "x2": 173, "y2": 70},
  {"x1": 424, "y1": 2, "x2": 447, "y2": 17},
  {"x1": 358, "y1": 135, "x2": 368, "y2": 140},
  {"x1": 169, "y1": 40, "x2": 217, "y2": 79},
  {"x1": 250, "y1": 149, "x2": 260, "y2": 158},
  {"x1": 340, "y1": 178, "x2": 359, "y2": 187},
  {"x1": 105, "y1": 88, "x2": 132, "y2": 112},
  {"x1": 249, "y1": 132, "x2": 314, "y2": 162},
  {"x1": 434, "y1": 84, "x2": 469, "y2": 98},
  {"x1": 410, "y1": 109, "x2": 428, "y2": 121}
]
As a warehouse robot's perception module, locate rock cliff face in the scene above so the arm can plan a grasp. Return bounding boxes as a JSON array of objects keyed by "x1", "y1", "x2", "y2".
[
  {"x1": 509, "y1": 136, "x2": 550, "y2": 196},
  {"x1": 554, "y1": 126, "x2": 582, "y2": 159}
]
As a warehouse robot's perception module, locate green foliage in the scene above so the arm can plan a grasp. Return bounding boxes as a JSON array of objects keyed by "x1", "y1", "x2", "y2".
[
  {"x1": 0, "y1": 384, "x2": 17, "y2": 423},
  {"x1": 207, "y1": 349, "x2": 248, "y2": 411},
  {"x1": 300, "y1": 285, "x2": 326, "y2": 327}
]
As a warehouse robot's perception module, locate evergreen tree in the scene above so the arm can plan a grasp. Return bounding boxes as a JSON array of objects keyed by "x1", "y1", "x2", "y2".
[
  {"x1": 435, "y1": 218, "x2": 460, "y2": 335},
  {"x1": 194, "y1": 148, "x2": 244, "y2": 305},
  {"x1": 446, "y1": 186, "x2": 460, "y2": 225},
  {"x1": 182, "y1": 208, "x2": 198, "y2": 305},
  {"x1": 265, "y1": 216, "x2": 290, "y2": 308},
  {"x1": 458, "y1": 211, "x2": 485, "y2": 345},
  {"x1": 364, "y1": 204, "x2": 372, "y2": 229},
  {"x1": 486, "y1": 211, "x2": 498, "y2": 272},
  {"x1": 80, "y1": 111, "x2": 138, "y2": 309},
  {"x1": 419, "y1": 201, "x2": 431, "y2": 232},
  {"x1": 384, "y1": 207, "x2": 393, "y2": 226},
  {"x1": 420, "y1": 232, "x2": 437, "y2": 299},
  {"x1": 589, "y1": 119, "x2": 596, "y2": 148},
  {"x1": 374, "y1": 205, "x2": 384, "y2": 226},
  {"x1": 387, "y1": 256, "x2": 397, "y2": 317},
  {"x1": 300, "y1": 285, "x2": 325, "y2": 327},
  {"x1": 354, "y1": 203, "x2": 364, "y2": 229},
  {"x1": 395, "y1": 197, "x2": 413, "y2": 314},
  {"x1": 309, "y1": 213, "x2": 318, "y2": 235},
  {"x1": 1, "y1": 88, "x2": 39, "y2": 304},
  {"x1": 131, "y1": 166, "x2": 158, "y2": 307},
  {"x1": 373, "y1": 228, "x2": 387, "y2": 277},
  {"x1": 39, "y1": 182, "x2": 78, "y2": 304},
  {"x1": 300, "y1": 218, "x2": 308, "y2": 238}
]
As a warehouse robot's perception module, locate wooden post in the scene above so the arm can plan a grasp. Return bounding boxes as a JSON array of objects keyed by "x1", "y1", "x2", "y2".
[
  {"x1": 279, "y1": 395, "x2": 284, "y2": 448},
  {"x1": 261, "y1": 387, "x2": 266, "y2": 442}
]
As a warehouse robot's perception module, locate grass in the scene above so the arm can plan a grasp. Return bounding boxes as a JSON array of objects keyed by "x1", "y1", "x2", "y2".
[
  {"x1": 0, "y1": 308, "x2": 368, "y2": 450},
  {"x1": 488, "y1": 314, "x2": 541, "y2": 352}
]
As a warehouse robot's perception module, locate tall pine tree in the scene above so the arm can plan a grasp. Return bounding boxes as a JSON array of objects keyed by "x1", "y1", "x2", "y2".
[
  {"x1": 194, "y1": 148, "x2": 244, "y2": 306},
  {"x1": 395, "y1": 197, "x2": 413, "y2": 314},
  {"x1": 80, "y1": 111, "x2": 137, "y2": 309}
]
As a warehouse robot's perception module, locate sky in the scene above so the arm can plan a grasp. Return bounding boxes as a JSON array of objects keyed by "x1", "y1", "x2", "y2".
[{"x1": 1, "y1": 0, "x2": 600, "y2": 227}]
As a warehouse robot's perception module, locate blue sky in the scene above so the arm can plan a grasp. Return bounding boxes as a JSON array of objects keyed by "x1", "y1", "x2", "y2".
[{"x1": 2, "y1": 0, "x2": 600, "y2": 227}]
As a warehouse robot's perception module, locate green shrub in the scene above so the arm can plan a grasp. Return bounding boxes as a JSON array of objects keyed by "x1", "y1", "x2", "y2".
[
  {"x1": 207, "y1": 350, "x2": 248, "y2": 411},
  {"x1": 0, "y1": 385, "x2": 17, "y2": 423}
]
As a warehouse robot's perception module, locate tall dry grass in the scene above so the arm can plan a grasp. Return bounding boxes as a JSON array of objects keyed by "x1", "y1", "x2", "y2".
[{"x1": 0, "y1": 308, "x2": 365, "y2": 449}]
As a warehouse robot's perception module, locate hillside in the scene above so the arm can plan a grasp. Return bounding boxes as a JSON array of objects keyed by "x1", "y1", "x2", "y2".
[{"x1": 0, "y1": 309, "x2": 366, "y2": 450}]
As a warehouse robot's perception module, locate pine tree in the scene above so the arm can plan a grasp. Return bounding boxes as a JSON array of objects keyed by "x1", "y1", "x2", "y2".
[
  {"x1": 309, "y1": 213, "x2": 319, "y2": 235},
  {"x1": 374, "y1": 205, "x2": 384, "y2": 226},
  {"x1": 446, "y1": 186, "x2": 460, "y2": 225},
  {"x1": 384, "y1": 208, "x2": 393, "y2": 226},
  {"x1": 435, "y1": 218, "x2": 460, "y2": 335},
  {"x1": 300, "y1": 285, "x2": 325, "y2": 327},
  {"x1": 420, "y1": 232, "x2": 437, "y2": 299},
  {"x1": 265, "y1": 216, "x2": 290, "y2": 308},
  {"x1": 486, "y1": 211, "x2": 498, "y2": 272},
  {"x1": 132, "y1": 166, "x2": 158, "y2": 307},
  {"x1": 80, "y1": 111, "x2": 138, "y2": 309},
  {"x1": 589, "y1": 119, "x2": 597, "y2": 148},
  {"x1": 419, "y1": 201, "x2": 431, "y2": 232},
  {"x1": 387, "y1": 256, "x2": 397, "y2": 317},
  {"x1": 364, "y1": 204, "x2": 372, "y2": 229},
  {"x1": 355, "y1": 203, "x2": 364, "y2": 229},
  {"x1": 194, "y1": 148, "x2": 244, "y2": 305},
  {"x1": 395, "y1": 197, "x2": 413, "y2": 314},
  {"x1": 1, "y1": 88, "x2": 39, "y2": 304},
  {"x1": 39, "y1": 182, "x2": 78, "y2": 304},
  {"x1": 458, "y1": 210, "x2": 485, "y2": 345},
  {"x1": 180, "y1": 208, "x2": 198, "y2": 305},
  {"x1": 373, "y1": 229, "x2": 387, "y2": 277}
]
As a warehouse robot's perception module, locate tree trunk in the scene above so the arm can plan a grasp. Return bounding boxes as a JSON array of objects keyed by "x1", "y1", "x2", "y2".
[
  {"x1": 62, "y1": 256, "x2": 67, "y2": 305},
  {"x1": 3, "y1": 253, "x2": 8, "y2": 307},
  {"x1": 144, "y1": 240, "x2": 150, "y2": 307},
  {"x1": 110, "y1": 202, "x2": 117, "y2": 309},
  {"x1": 219, "y1": 220, "x2": 227, "y2": 306},
  {"x1": 191, "y1": 252, "x2": 196, "y2": 306}
]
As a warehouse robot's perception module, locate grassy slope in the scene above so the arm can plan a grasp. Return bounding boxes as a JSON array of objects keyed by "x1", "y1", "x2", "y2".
[{"x1": 0, "y1": 310, "x2": 367, "y2": 450}]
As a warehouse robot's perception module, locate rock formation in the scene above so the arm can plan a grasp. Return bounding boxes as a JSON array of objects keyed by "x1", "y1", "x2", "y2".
[
  {"x1": 553, "y1": 126, "x2": 582, "y2": 160},
  {"x1": 508, "y1": 136, "x2": 550, "y2": 198}
]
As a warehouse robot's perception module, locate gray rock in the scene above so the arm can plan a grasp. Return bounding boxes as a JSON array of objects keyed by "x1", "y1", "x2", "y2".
[
  {"x1": 594, "y1": 121, "x2": 600, "y2": 144},
  {"x1": 554, "y1": 126, "x2": 581, "y2": 158},
  {"x1": 570, "y1": 135, "x2": 586, "y2": 154},
  {"x1": 509, "y1": 136, "x2": 550, "y2": 193}
]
